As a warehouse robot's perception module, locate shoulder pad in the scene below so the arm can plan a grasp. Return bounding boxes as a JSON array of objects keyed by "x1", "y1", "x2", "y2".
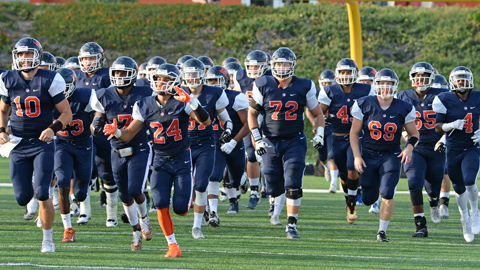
[
  {"x1": 236, "y1": 69, "x2": 247, "y2": 80},
  {"x1": 255, "y1": 76, "x2": 268, "y2": 88}
]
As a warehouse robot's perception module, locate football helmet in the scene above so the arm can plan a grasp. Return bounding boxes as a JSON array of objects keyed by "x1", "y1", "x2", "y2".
[
  {"x1": 266, "y1": 52, "x2": 272, "y2": 70},
  {"x1": 224, "y1": 62, "x2": 243, "y2": 89},
  {"x1": 109, "y1": 56, "x2": 138, "y2": 88},
  {"x1": 357, "y1": 66, "x2": 377, "y2": 84},
  {"x1": 409, "y1": 62, "x2": 435, "y2": 91},
  {"x1": 206, "y1": 65, "x2": 229, "y2": 90},
  {"x1": 318, "y1": 69, "x2": 335, "y2": 90},
  {"x1": 449, "y1": 66, "x2": 474, "y2": 93},
  {"x1": 335, "y1": 58, "x2": 358, "y2": 85},
  {"x1": 54, "y1": 56, "x2": 66, "y2": 70},
  {"x1": 39, "y1": 52, "x2": 57, "y2": 71},
  {"x1": 182, "y1": 58, "x2": 205, "y2": 89},
  {"x1": 222, "y1": 57, "x2": 240, "y2": 67},
  {"x1": 146, "y1": 56, "x2": 166, "y2": 80},
  {"x1": 12, "y1": 37, "x2": 43, "y2": 71},
  {"x1": 64, "y1": 57, "x2": 81, "y2": 70},
  {"x1": 150, "y1": 63, "x2": 181, "y2": 95},
  {"x1": 198, "y1": 56, "x2": 215, "y2": 71},
  {"x1": 245, "y1": 50, "x2": 268, "y2": 79},
  {"x1": 138, "y1": 62, "x2": 148, "y2": 77},
  {"x1": 432, "y1": 74, "x2": 448, "y2": 89},
  {"x1": 373, "y1": 69, "x2": 399, "y2": 100},
  {"x1": 78, "y1": 42, "x2": 105, "y2": 73},
  {"x1": 176, "y1": 55, "x2": 195, "y2": 71},
  {"x1": 271, "y1": 47, "x2": 296, "y2": 80},
  {"x1": 57, "y1": 68, "x2": 77, "y2": 98}
]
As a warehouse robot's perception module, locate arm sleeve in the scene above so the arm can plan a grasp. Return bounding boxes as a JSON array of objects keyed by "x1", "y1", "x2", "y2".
[
  {"x1": 405, "y1": 105, "x2": 416, "y2": 123},
  {"x1": 217, "y1": 108, "x2": 231, "y2": 124},
  {"x1": 317, "y1": 88, "x2": 332, "y2": 106},
  {"x1": 251, "y1": 83, "x2": 263, "y2": 106},
  {"x1": 84, "y1": 89, "x2": 96, "y2": 113},
  {"x1": 48, "y1": 73, "x2": 67, "y2": 97},
  {"x1": 215, "y1": 91, "x2": 229, "y2": 110},
  {"x1": 233, "y1": 93, "x2": 249, "y2": 111},
  {"x1": 132, "y1": 102, "x2": 144, "y2": 122},
  {"x1": 90, "y1": 91, "x2": 105, "y2": 114},
  {"x1": 184, "y1": 103, "x2": 193, "y2": 115},
  {"x1": 306, "y1": 81, "x2": 319, "y2": 110},
  {"x1": 351, "y1": 101, "x2": 364, "y2": 121}
]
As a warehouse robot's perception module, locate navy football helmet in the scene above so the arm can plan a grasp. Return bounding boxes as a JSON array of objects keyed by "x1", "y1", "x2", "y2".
[
  {"x1": 64, "y1": 57, "x2": 81, "y2": 70},
  {"x1": 146, "y1": 56, "x2": 166, "y2": 80},
  {"x1": 335, "y1": 58, "x2": 358, "y2": 85},
  {"x1": 57, "y1": 68, "x2": 77, "y2": 98},
  {"x1": 373, "y1": 69, "x2": 399, "y2": 100},
  {"x1": 39, "y1": 52, "x2": 57, "y2": 71},
  {"x1": 318, "y1": 69, "x2": 336, "y2": 90},
  {"x1": 357, "y1": 66, "x2": 377, "y2": 84},
  {"x1": 12, "y1": 37, "x2": 43, "y2": 71},
  {"x1": 198, "y1": 56, "x2": 215, "y2": 72},
  {"x1": 151, "y1": 63, "x2": 181, "y2": 95},
  {"x1": 266, "y1": 52, "x2": 272, "y2": 71},
  {"x1": 432, "y1": 74, "x2": 448, "y2": 89},
  {"x1": 138, "y1": 62, "x2": 148, "y2": 78},
  {"x1": 245, "y1": 50, "x2": 268, "y2": 79},
  {"x1": 109, "y1": 56, "x2": 138, "y2": 88},
  {"x1": 78, "y1": 42, "x2": 105, "y2": 73},
  {"x1": 409, "y1": 62, "x2": 435, "y2": 91},
  {"x1": 54, "y1": 56, "x2": 66, "y2": 70},
  {"x1": 222, "y1": 57, "x2": 240, "y2": 67},
  {"x1": 176, "y1": 55, "x2": 195, "y2": 71},
  {"x1": 449, "y1": 66, "x2": 474, "y2": 93},
  {"x1": 206, "y1": 66, "x2": 229, "y2": 90},
  {"x1": 271, "y1": 47, "x2": 296, "y2": 80},
  {"x1": 224, "y1": 62, "x2": 243, "y2": 89},
  {"x1": 182, "y1": 59, "x2": 205, "y2": 89}
]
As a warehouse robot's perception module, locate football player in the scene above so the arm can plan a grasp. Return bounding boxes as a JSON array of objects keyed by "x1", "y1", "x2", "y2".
[
  {"x1": 104, "y1": 63, "x2": 211, "y2": 257},
  {"x1": 0, "y1": 37, "x2": 73, "y2": 252},
  {"x1": 197, "y1": 56, "x2": 214, "y2": 74},
  {"x1": 181, "y1": 59, "x2": 230, "y2": 239},
  {"x1": 318, "y1": 58, "x2": 373, "y2": 224},
  {"x1": 145, "y1": 56, "x2": 166, "y2": 82},
  {"x1": 135, "y1": 62, "x2": 149, "y2": 86},
  {"x1": 206, "y1": 66, "x2": 249, "y2": 219},
  {"x1": 91, "y1": 57, "x2": 154, "y2": 250},
  {"x1": 224, "y1": 62, "x2": 243, "y2": 90},
  {"x1": 356, "y1": 66, "x2": 377, "y2": 85},
  {"x1": 53, "y1": 68, "x2": 96, "y2": 243},
  {"x1": 248, "y1": 47, "x2": 325, "y2": 238},
  {"x1": 54, "y1": 56, "x2": 66, "y2": 70},
  {"x1": 396, "y1": 62, "x2": 449, "y2": 237},
  {"x1": 39, "y1": 52, "x2": 57, "y2": 71},
  {"x1": 64, "y1": 57, "x2": 81, "y2": 71},
  {"x1": 350, "y1": 68, "x2": 419, "y2": 242},
  {"x1": 433, "y1": 66, "x2": 480, "y2": 242}
]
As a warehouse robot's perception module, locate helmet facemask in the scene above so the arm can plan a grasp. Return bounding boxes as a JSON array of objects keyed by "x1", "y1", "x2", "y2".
[
  {"x1": 12, "y1": 48, "x2": 41, "y2": 71},
  {"x1": 151, "y1": 70, "x2": 180, "y2": 95},
  {"x1": 64, "y1": 82, "x2": 76, "y2": 99},
  {"x1": 110, "y1": 66, "x2": 137, "y2": 88},
  {"x1": 183, "y1": 68, "x2": 205, "y2": 89},
  {"x1": 335, "y1": 67, "x2": 357, "y2": 85},
  {"x1": 374, "y1": 77, "x2": 398, "y2": 100},
  {"x1": 450, "y1": 72, "x2": 474, "y2": 93},
  {"x1": 79, "y1": 54, "x2": 103, "y2": 73},
  {"x1": 245, "y1": 60, "x2": 267, "y2": 79},
  {"x1": 411, "y1": 72, "x2": 434, "y2": 91},
  {"x1": 272, "y1": 59, "x2": 295, "y2": 80}
]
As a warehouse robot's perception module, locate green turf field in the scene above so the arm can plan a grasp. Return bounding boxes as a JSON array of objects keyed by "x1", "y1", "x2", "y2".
[{"x1": 0, "y1": 157, "x2": 478, "y2": 269}]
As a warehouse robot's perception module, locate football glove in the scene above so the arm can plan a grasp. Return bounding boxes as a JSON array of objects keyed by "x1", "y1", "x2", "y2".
[
  {"x1": 93, "y1": 117, "x2": 105, "y2": 135},
  {"x1": 219, "y1": 121, "x2": 233, "y2": 144},
  {"x1": 471, "y1": 129, "x2": 480, "y2": 143},
  {"x1": 173, "y1": 86, "x2": 200, "y2": 109},
  {"x1": 312, "y1": 126, "x2": 324, "y2": 150},
  {"x1": 255, "y1": 139, "x2": 270, "y2": 156},
  {"x1": 220, "y1": 139, "x2": 237, "y2": 154},
  {"x1": 104, "y1": 118, "x2": 121, "y2": 138},
  {"x1": 442, "y1": 119, "x2": 465, "y2": 132},
  {"x1": 434, "y1": 142, "x2": 446, "y2": 153}
]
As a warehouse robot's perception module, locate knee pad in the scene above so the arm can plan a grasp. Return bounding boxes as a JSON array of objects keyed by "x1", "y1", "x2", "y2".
[
  {"x1": 410, "y1": 189, "x2": 423, "y2": 206},
  {"x1": 207, "y1": 181, "x2": 220, "y2": 196},
  {"x1": 466, "y1": 185, "x2": 479, "y2": 194},
  {"x1": 104, "y1": 184, "x2": 118, "y2": 193},
  {"x1": 285, "y1": 189, "x2": 303, "y2": 199},
  {"x1": 195, "y1": 191, "x2": 207, "y2": 206}
]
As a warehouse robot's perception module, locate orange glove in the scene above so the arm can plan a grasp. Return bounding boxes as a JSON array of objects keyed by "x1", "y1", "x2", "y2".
[
  {"x1": 104, "y1": 118, "x2": 120, "y2": 139},
  {"x1": 173, "y1": 86, "x2": 191, "y2": 103}
]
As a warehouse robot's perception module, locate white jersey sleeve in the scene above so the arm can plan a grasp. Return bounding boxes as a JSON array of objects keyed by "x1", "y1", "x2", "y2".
[
  {"x1": 233, "y1": 93, "x2": 249, "y2": 111},
  {"x1": 48, "y1": 73, "x2": 67, "y2": 97},
  {"x1": 351, "y1": 100, "x2": 364, "y2": 121}
]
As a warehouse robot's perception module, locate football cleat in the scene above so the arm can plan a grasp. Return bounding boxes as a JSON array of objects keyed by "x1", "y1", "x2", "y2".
[
  {"x1": 121, "y1": 212, "x2": 130, "y2": 223},
  {"x1": 439, "y1": 204, "x2": 449, "y2": 219},
  {"x1": 219, "y1": 190, "x2": 227, "y2": 202},
  {"x1": 164, "y1": 243, "x2": 181, "y2": 258},
  {"x1": 461, "y1": 216, "x2": 474, "y2": 242},
  {"x1": 246, "y1": 192, "x2": 260, "y2": 209},
  {"x1": 61, "y1": 228, "x2": 75, "y2": 242},
  {"x1": 201, "y1": 210, "x2": 209, "y2": 226},
  {"x1": 99, "y1": 190, "x2": 107, "y2": 207},
  {"x1": 430, "y1": 206, "x2": 442, "y2": 224},
  {"x1": 268, "y1": 201, "x2": 275, "y2": 216},
  {"x1": 36, "y1": 216, "x2": 42, "y2": 228},
  {"x1": 140, "y1": 216, "x2": 153, "y2": 241},
  {"x1": 41, "y1": 240, "x2": 55, "y2": 253},
  {"x1": 412, "y1": 216, "x2": 428, "y2": 237},
  {"x1": 470, "y1": 209, "x2": 480, "y2": 235},
  {"x1": 356, "y1": 194, "x2": 363, "y2": 205},
  {"x1": 24, "y1": 208, "x2": 36, "y2": 221},
  {"x1": 286, "y1": 224, "x2": 300, "y2": 239},
  {"x1": 412, "y1": 227, "x2": 428, "y2": 238},
  {"x1": 376, "y1": 231, "x2": 389, "y2": 242},
  {"x1": 226, "y1": 202, "x2": 239, "y2": 214},
  {"x1": 70, "y1": 201, "x2": 80, "y2": 217},
  {"x1": 369, "y1": 202, "x2": 379, "y2": 214},
  {"x1": 347, "y1": 205, "x2": 357, "y2": 224},
  {"x1": 131, "y1": 230, "x2": 142, "y2": 250},
  {"x1": 106, "y1": 219, "x2": 118, "y2": 228},
  {"x1": 239, "y1": 180, "x2": 249, "y2": 194},
  {"x1": 270, "y1": 215, "x2": 282, "y2": 226},
  {"x1": 261, "y1": 190, "x2": 267, "y2": 200},
  {"x1": 208, "y1": 211, "x2": 220, "y2": 227},
  {"x1": 323, "y1": 163, "x2": 331, "y2": 182},
  {"x1": 77, "y1": 214, "x2": 89, "y2": 225},
  {"x1": 25, "y1": 197, "x2": 38, "y2": 220},
  {"x1": 329, "y1": 180, "x2": 337, "y2": 194},
  {"x1": 148, "y1": 205, "x2": 157, "y2": 213},
  {"x1": 192, "y1": 227, "x2": 205, "y2": 239}
]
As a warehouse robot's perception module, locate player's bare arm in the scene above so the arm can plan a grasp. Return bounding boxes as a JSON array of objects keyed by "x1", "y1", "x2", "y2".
[
  {"x1": 40, "y1": 98, "x2": 72, "y2": 142},
  {"x1": 0, "y1": 98, "x2": 10, "y2": 144},
  {"x1": 398, "y1": 121, "x2": 419, "y2": 164},
  {"x1": 350, "y1": 117, "x2": 365, "y2": 174}
]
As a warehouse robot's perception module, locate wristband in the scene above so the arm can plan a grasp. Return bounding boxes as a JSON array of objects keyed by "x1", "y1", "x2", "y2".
[
  {"x1": 0, "y1": 127, "x2": 5, "y2": 133},
  {"x1": 48, "y1": 121, "x2": 64, "y2": 133},
  {"x1": 251, "y1": 127, "x2": 262, "y2": 142},
  {"x1": 407, "y1": 136, "x2": 419, "y2": 148}
]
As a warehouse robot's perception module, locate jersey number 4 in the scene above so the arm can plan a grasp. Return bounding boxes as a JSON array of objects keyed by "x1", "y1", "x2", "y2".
[{"x1": 150, "y1": 119, "x2": 182, "y2": 144}]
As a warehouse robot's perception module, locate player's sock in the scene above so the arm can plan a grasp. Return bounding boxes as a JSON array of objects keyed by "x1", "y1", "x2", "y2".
[
  {"x1": 61, "y1": 214, "x2": 72, "y2": 229},
  {"x1": 249, "y1": 177, "x2": 260, "y2": 188},
  {"x1": 136, "y1": 199, "x2": 148, "y2": 218},
  {"x1": 193, "y1": 212, "x2": 203, "y2": 228},
  {"x1": 378, "y1": 219, "x2": 389, "y2": 233},
  {"x1": 43, "y1": 227, "x2": 53, "y2": 242},
  {"x1": 456, "y1": 192, "x2": 469, "y2": 218},
  {"x1": 273, "y1": 193, "x2": 286, "y2": 217},
  {"x1": 226, "y1": 187, "x2": 237, "y2": 199},
  {"x1": 440, "y1": 191, "x2": 450, "y2": 199},
  {"x1": 331, "y1": 169, "x2": 339, "y2": 182},
  {"x1": 466, "y1": 185, "x2": 479, "y2": 212},
  {"x1": 209, "y1": 198, "x2": 218, "y2": 214},
  {"x1": 123, "y1": 203, "x2": 139, "y2": 226},
  {"x1": 157, "y1": 207, "x2": 176, "y2": 244}
]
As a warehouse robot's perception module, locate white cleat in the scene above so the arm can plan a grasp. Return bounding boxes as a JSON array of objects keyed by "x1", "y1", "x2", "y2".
[
  {"x1": 470, "y1": 209, "x2": 480, "y2": 235},
  {"x1": 35, "y1": 216, "x2": 42, "y2": 228},
  {"x1": 461, "y1": 216, "x2": 474, "y2": 242},
  {"x1": 70, "y1": 201, "x2": 80, "y2": 217},
  {"x1": 329, "y1": 180, "x2": 337, "y2": 194},
  {"x1": 192, "y1": 227, "x2": 205, "y2": 239},
  {"x1": 430, "y1": 206, "x2": 441, "y2": 224},
  {"x1": 323, "y1": 162, "x2": 331, "y2": 182},
  {"x1": 106, "y1": 219, "x2": 118, "y2": 228},
  {"x1": 270, "y1": 215, "x2": 282, "y2": 226},
  {"x1": 24, "y1": 197, "x2": 38, "y2": 220},
  {"x1": 369, "y1": 202, "x2": 379, "y2": 214},
  {"x1": 77, "y1": 214, "x2": 90, "y2": 225},
  {"x1": 41, "y1": 240, "x2": 55, "y2": 253},
  {"x1": 439, "y1": 204, "x2": 449, "y2": 219}
]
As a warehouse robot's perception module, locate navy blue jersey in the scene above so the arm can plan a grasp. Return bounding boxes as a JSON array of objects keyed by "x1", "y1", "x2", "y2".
[
  {"x1": 92, "y1": 85, "x2": 152, "y2": 149},
  {"x1": 318, "y1": 83, "x2": 372, "y2": 133},
  {"x1": 133, "y1": 95, "x2": 191, "y2": 157},
  {"x1": 53, "y1": 88, "x2": 95, "y2": 142},
  {"x1": 252, "y1": 76, "x2": 317, "y2": 138},
  {"x1": 396, "y1": 88, "x2": 449, "y2": 144},
  {"x1": 75, "y1": 67, "x2": 110, "y2": 90},
  {"x1": 234, "y1": 68, "x2": 272, "y2": 102},
  {"x1": 135, "y1": 77, "x2": 150, "y2": 87},
  {"x1": 433, "y1": 91, "x2": 480, "y2": 149},
  {"x1": 181, "y1": 85, "x2": 228, "y2": 141},
  {"x1": 352, "y1": 96, "x2": 416, "y2": 152},
  {"x1": 212, "y1": 89, "x2": 249, "y2": 139},
  {"x1": 0, "y1": 68, "x2": 5, "y2": 74},
  {"x1": 0, "y1": 69, "x2": 66, "y2": 138}
]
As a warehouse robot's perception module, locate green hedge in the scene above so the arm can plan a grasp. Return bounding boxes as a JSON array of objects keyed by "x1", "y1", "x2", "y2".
[{"x1": 1, "y1": 2, "x2": 479, "y2": 160}]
